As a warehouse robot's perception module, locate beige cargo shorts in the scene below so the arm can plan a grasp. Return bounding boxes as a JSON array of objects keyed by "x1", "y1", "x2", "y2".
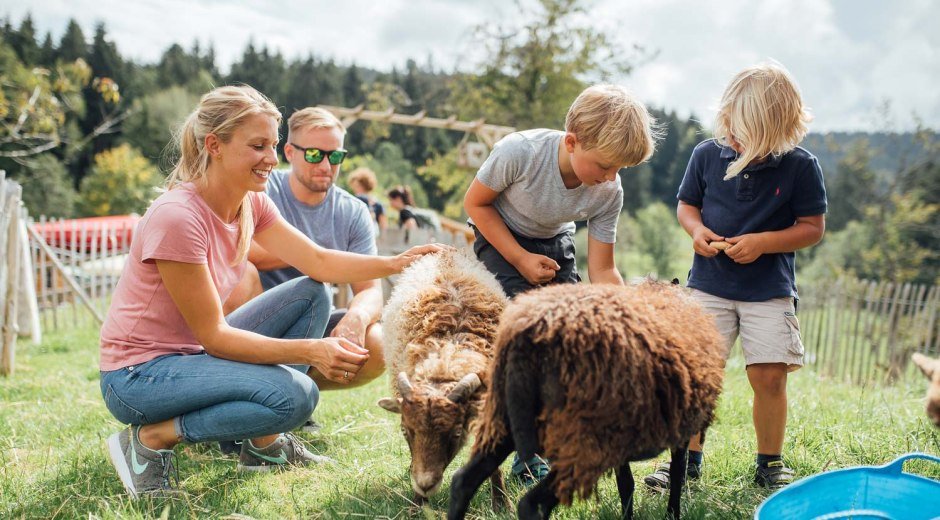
[{"x1": 690, "y1": 289, "x2": 804, "y2": 371}]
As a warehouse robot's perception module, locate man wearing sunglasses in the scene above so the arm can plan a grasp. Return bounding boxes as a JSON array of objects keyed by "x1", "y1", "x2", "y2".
[{"x1": 223, "y1": 107, "x2": 384, "y2": 410}]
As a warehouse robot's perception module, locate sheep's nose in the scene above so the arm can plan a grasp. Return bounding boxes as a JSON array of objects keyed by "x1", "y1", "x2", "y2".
[{"x1": 413, "y1": 472, "x2": 442, "y2": 496}]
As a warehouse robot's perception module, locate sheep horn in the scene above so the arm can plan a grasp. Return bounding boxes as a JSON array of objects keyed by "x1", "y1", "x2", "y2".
[
  {"x1": 447, "y1": 373, "x2": 482, "y2": 403},
  {"x1": 396, "y1": 372, "x2": 414, "y2": 399}
]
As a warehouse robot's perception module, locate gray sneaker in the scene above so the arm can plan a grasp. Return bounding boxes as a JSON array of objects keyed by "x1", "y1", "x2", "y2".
[
  {"x1": 106, "y1": 425, "x2": 179, "y2": 498},
  {"x1": 237, "y1": 433, "x2": 334, "y2": 472}
]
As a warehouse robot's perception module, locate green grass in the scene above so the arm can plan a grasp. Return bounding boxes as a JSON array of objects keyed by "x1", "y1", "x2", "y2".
[{"x1": 1, "y1": 326, "x2": 938, "y2": 519}]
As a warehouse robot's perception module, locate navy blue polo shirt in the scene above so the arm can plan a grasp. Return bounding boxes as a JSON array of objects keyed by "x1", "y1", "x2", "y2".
[{"x1": 677, "y1": 139, "x2": 827, "y2": 301}]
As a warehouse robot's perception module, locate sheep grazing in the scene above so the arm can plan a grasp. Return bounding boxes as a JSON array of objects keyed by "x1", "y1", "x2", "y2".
[
  {"x1": 448, "y1": 281, "x2": 726, "y2": 520},
  {"x1": 912, "y1": 353, "x2": 940, "y2": 427},
  {"x1": 378, "y1": 249, "x2": 509, "y2": 504}
]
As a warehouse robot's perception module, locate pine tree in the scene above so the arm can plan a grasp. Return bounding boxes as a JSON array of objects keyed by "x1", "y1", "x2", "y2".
[
  {"x1": 342, "y1": 64, "x2": 366, "y2": 151},
  {"x1": 38, "y1": 32, "x2": 55, "y2": 66},
  {"x1": 87, "y1": 23, "x2": 123, "y2": 80},
  {"x1": 228, "y1": 41, "x2": 287, "y2": 101},
  {"x1": 157, "y1": 43, "x2": 199, "y2": 87},
  {"x1": 203, "y1": 42, "x2": 219, "y2": 78},
  {"x1": 400, "y1": 60, "x2": 429, "y2": 164},
  {"x1": 10, "y1": 13, "x2": 40, "y2": 64},
  {"x1": 58, "y1": 19, "x2": 87, "y2": 62},
  {"x1": 284, "y1": 56, "x2": 317, "y2": 113}
]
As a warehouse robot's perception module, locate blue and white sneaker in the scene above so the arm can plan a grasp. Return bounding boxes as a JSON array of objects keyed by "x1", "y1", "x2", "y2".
[
  {"x1": 511, "y1": 454, "x2": 551, "y2": 487},
  {"x1": 106, "y1": 425, "x2": 179, "y2": 498},
  {"x1": 237, "y1": 433, "x2": 333, "y2": 472}
]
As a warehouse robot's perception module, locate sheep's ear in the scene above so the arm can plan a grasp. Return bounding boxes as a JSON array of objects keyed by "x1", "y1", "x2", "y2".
[
  {"x1": 448, "y1": 373, "x2": 482, "y2": 403},
  {"x1": 671, "y1": 278, "x2": 680, "y2": 285},
  {"x1": 377, "y1": 397, "x2": 402, "y2": 413},
  {"x1": 913, "y1": 353, "x2": 937, "y2": 379}
]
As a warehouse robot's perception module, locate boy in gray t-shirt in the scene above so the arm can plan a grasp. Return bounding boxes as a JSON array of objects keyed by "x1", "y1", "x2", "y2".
[{"x1": 466, "y1": 84, "x2": 658, "y2": 299}]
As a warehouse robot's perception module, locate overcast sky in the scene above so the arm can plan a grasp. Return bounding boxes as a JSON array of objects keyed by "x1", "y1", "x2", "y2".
[{"x1": 4, "y1": 0, "x2": 938, "y2": 132}]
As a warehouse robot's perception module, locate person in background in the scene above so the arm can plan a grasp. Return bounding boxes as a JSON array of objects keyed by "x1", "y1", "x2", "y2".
[
  {"x1": 387, "y1": 185, "x2": 419, "y2": 230},
  {"x1": 348, "y1": 166, "x2": 388, "y2": 234}
]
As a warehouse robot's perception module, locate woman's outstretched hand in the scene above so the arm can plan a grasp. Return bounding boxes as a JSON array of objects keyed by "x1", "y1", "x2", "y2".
[{"x1": 389, "y1": 243, "x2": 451, "y2": 273}]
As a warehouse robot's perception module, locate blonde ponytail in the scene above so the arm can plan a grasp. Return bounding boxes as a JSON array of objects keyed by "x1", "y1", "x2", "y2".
[{"x1": 167, "y1": 85, "x2": 281, "y2": 264}]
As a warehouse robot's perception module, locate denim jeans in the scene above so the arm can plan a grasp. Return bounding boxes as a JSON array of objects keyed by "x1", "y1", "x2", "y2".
[
  {"x1": 471, "y1": 226, "x2": 580, "y2": 298},
  {"x1": 99, "y1": 276, "x2": 331, "y2": 443}
]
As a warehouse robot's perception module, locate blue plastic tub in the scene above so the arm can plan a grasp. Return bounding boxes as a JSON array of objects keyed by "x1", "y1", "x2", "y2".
[{"x1": 755, "y1": 453, "x2": 940, "y2": 520}]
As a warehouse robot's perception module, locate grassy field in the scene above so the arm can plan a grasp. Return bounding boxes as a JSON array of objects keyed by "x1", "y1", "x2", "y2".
[{"x1": 1, "y1": 325, "x2": 938, "y2": 519}]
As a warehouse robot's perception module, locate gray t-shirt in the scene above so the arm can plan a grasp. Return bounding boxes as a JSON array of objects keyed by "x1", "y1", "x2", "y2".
[
  {"x1": 471, "y1": 129, "x2": 623, "y2": 243},
  {"x1": 260, "y1": 169, "x2": 377, "y2": 290}
]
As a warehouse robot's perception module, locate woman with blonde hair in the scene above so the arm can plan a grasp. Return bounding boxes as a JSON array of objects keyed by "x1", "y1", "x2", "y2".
[
  {"x1": 644, "y1": 61, "x2": 826, "y2": 491},
  {"x1": 99, "y1": 85, "x2": 442, "y2": 497}
]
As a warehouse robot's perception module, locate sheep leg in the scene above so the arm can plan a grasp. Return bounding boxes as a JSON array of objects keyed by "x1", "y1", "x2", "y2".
[
  {"x1": 615, "y1": 462, "x2": 635, "y2": 520},
  {"x1": 489, "y1": 468, "x2": 510, "y2": 510},
  {"x1": 447, "y1": 436, "x2": 514, "y2": 520},
  {"x1": 666, "y1": 447, "x2": 688, "y2": 520},
  {"x1": 517, "y1": 471, "x2": 559, "y2": 520},
  {"x1": 505, "y1": 351, "x2": 542, "y2": 461}
]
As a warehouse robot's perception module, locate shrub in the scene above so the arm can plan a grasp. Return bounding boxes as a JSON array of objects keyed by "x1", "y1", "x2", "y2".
[{"x1": 78, "y1": 144, "x2": 162, "y2": 216}]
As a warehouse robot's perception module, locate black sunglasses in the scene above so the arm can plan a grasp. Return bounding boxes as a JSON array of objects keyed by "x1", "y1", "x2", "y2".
[{"x1": 290, "y1": 143, "x2": 348, "y2": 165}]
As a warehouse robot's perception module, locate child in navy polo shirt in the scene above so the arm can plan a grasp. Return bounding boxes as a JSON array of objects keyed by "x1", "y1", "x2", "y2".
[{"x1": 644, "y1": 62, "x2": 827, "y2": 492}]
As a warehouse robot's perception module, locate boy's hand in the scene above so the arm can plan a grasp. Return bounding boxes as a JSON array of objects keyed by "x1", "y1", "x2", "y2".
[
  {"x1": 725, "y1": 234, "x2": 766, "y2": 264},
  {"x1": 516, "y1": 252, "x2": 560, "y2": 285},
  {"x1": 691, "y1": 225, "x2": 725, "y2": 257}
]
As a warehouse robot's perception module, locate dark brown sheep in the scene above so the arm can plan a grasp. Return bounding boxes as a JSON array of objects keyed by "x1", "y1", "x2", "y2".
[
  {"x1": 448, "y1": 281, "x2": 726, "y2": 519},
  {"x1": 378, "y1": 249, "x2": 509, "y2": 504}
]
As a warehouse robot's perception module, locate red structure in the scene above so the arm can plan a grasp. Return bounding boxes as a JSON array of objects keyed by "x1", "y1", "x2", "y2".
[{"x1": 33, "y1": 215, "x2": 139, "y2": 253}]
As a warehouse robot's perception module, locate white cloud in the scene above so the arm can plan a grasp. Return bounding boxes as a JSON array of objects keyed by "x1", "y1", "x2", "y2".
[{"x1": 3, "y1": 0, "x2": 937, "y2": 131}]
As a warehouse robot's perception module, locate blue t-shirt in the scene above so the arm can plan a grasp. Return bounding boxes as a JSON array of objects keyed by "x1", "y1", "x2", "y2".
[
  {"x1": 260, "y1": 170, "x2": 377, "y2": 290},
  {"x1": 677, "y1": 139, "x2": 827, "y2": 301}
]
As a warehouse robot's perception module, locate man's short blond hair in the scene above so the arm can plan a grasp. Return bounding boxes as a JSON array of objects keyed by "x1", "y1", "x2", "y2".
[
  {"x1": 288, "y1": 107, "x2": 346, "y2": 141},
  {"x1": 565, "y1": 84, "x2": 658, "y2": 167}
]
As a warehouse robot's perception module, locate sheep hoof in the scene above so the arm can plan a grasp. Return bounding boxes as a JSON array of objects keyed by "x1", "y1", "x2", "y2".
[
  {"x1": 491, "y1": 490, "x2": 511, "y2": 511},
  {"x1": 411, "y1": 493, "x2": 429, "y2": 508}
]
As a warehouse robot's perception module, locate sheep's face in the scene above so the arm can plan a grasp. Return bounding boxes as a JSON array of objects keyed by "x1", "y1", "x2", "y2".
[
  {"x1": 401, "y1": 393, "x2": 472, "y2": 496},
  {"x1": 913, "y1": 353, "x2": 940, "y2": 427},
  {"x1": 378, "y1": 372, "x2": 481, "y2": 497}
]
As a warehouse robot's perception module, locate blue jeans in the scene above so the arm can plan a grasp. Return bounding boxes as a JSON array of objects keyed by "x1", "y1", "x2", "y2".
[{"x1": 99, "y1": 276, "x2": 331, "y2": 443}]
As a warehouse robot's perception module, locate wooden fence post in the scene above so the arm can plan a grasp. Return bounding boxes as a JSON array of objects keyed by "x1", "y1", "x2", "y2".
[
  {"x1": 1, "y1": 175, "x2": 24, "y2": 375},
  {"x1": 16, "y1": 210, "x2": 41, "y2": 345}
]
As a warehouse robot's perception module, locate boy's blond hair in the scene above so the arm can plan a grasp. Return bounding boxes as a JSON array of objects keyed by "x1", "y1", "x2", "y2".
[
  {"x1": 715, "y1": 62, "x2": 812, "y2": 180},
  {"x1": 564, "y1": 84, "x2": 657, "y2": 167},
  {"x1": 288, "y1": 107, "x2": 345, "y2": 141},
  {"x1": 348, "y1": 167, "x2": 378, "y2": 192}
]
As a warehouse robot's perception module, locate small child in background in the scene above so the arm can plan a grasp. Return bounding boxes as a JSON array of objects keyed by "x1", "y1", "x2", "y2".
[{"x1": 643, "y1": 62, "x2": 827, "y2": 492}]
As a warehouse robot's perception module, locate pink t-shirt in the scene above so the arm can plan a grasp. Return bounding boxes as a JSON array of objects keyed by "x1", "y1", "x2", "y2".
[{"x1": 99, "y1": 184, "x2": 280, "y2": 370}]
